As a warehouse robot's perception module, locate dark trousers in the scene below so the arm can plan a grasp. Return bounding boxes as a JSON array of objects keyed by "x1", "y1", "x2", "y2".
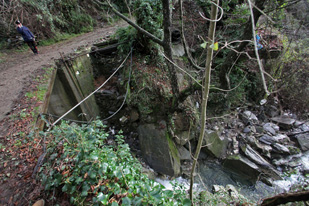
[{"x1": 26, "y1": 40, "x2": 38, "y2": 54}]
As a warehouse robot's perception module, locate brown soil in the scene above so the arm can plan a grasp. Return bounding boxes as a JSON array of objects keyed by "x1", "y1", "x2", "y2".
[{"x1": 0, "y1": 22, "x2": 127, "y2": 205}]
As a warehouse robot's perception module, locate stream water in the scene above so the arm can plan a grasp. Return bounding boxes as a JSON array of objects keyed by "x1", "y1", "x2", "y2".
[{"x1": 156, "y1": 151, "x2": 309, "y2": 201}]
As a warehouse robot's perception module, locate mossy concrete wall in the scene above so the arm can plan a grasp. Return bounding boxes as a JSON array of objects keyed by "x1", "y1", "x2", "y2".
[
  {"x1": 48, "y1": 54, "x2": 100, "y2": 122},
  {"x1": 137, "y1": 122, "x2": 181, "y2": 176}
]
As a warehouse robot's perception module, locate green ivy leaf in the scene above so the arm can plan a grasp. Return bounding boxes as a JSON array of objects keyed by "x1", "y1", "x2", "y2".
[
  {"x1": 122, "y1": 197, "x2": 132, "y2": 205},
  {"x1": 81, "y1": 190, "x2": 88, "y2": 197},
  {"x1": 165, "y1": 190, "x2": 173, "y2": 198},
  {"x1": 62, "y1": 184, "x2": 68, "y2": 192},
  {"x1": 133, "y1": 196, "x2": 143, "y2": 206},
  {"x1": 183, "y1": 198, "x2": 192, "y2": 206},
  {"x1": 97, "y1": 192, "x2": 109, "y2": 205}
]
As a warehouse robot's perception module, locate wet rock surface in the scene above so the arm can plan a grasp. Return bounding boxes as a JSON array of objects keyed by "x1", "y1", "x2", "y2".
[{"x1": 196, "y1": 108, "x2": 309, "y2": 190}]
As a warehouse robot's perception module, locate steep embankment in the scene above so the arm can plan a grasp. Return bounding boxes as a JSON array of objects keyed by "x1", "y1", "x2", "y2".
[
  {"x1": 0, "y1": 22, "x2": 126, "y2": 123},
  {"x1": 0, "y1": 22, "x2": 126, "y2": 205}
]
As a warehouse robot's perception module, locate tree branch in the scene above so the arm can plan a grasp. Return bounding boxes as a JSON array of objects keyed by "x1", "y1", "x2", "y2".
[
  {"x1": 102, "y1": 0, "x2": 164, "y2": 46},
  {"x1": 189, "y1": 0, "x2": 219, "y2": 203},
  {"x1": 248, "y1": 0, "x2": 270, "y2": 97}
]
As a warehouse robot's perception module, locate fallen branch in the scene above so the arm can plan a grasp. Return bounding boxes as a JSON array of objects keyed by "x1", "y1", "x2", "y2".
[{"x1": 260, "y1": 190, "x2": 309, "y2": 206}]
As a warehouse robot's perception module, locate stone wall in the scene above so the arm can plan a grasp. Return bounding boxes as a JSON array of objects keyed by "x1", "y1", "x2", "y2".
[{"x1": 48, "y1": 54, "x2": 100, "y2": 122}]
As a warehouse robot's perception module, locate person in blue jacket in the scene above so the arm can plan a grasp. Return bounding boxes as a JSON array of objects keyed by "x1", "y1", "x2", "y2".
[{"x1": 15, "y1": 20, "x2": 38, "y2": 54}]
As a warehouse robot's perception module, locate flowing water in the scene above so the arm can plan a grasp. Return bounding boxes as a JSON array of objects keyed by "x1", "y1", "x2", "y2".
[{"x1": 156, "y1": 151, "x2": 309, "y2": 201}]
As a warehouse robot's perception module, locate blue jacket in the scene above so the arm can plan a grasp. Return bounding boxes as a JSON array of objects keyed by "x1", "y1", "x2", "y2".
[{"x1": 17, "y1": 26, "x2": 35, "y2": 42}]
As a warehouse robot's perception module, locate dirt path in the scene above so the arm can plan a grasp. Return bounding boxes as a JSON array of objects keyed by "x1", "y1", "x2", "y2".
[
  {"x1": 0, "y1": 22, "x2": 126, "y2": 122},
  {"x1": 0, "y1": 22, "x2": 126, "y2": 205}
]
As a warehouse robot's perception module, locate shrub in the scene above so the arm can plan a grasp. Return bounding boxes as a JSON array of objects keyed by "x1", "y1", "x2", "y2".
[{"x1": 39, "y1": 120, "x2": 191, "y2": 205}]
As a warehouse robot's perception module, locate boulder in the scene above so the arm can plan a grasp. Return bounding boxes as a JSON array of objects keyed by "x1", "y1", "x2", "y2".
[
  {"x1": 137, "y1": 123, "x2": 181, "y2": 176},
  {"x1": 226, "y1": 184, "x2": 239, "y2": 200},
  {"x1": 243, "y1": 126, "x2": 256, "y2": 133},
  {"x1": 263, "y1": 123, "x2": 279, "y2": 135},
  {"x1": 296, "y1": 133, "x2": 309, "y2": 151},
  {"x1": 271, "y1": 116, "x2": 296, "y2": 130},
  {"x1": 259, "y1": 134, "x2": 278, "y2": 145},
  {"x1": 294, "y1": 120, "x2": 304, "y2": 127},
  {"x1": 273, "y1": 134, "x2": 290, "y2": 143},
  {"x1": 245, "y1": 136, "x2": 272, "y2": 158},
  {"x1": 177, "y1": 146, "x2": 192, "y2": 160},
  {"x1": 202, "y1": 130, "x2": 229, "y2": 158},
  {"x1": 240, "y1": 144, "x2": 281, "y2": 180},
  {"x1": 265, "y1": 105, "x2": 279, "y2": 117},
  {"x1": 299, "y1": 123, "x2": 309, "y2": 132},
  {"x1": 272, "y1": 143, "x2": 290, "y2": 154},
  {"x1": 223, "y1": 155, "x2": 260, "y2": 180},
  {"x1": 241, "y1": 144, "x2": 273, "y2": 168},
  {"x1": 240, "y1": 111, "x2": 259, "y2": 125},
  {"x1": 255, "y1": 126, "x2": 264, "y2": 134},
  {"x1": 212, "y1": 185, "x2": 226, "y2": 193}
]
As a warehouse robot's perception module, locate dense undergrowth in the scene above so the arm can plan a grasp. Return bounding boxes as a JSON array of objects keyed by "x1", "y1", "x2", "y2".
[
  {"x1": 38, "y1": 120, "x2": 254, "y2": 205},
  {"x1": 39, "y1": 120, "x2": 192, "y2": 205}
]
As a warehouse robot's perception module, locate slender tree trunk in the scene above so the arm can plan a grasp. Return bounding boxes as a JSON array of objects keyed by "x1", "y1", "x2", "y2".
[
  {"x1": 189, "y1": 0, "x2": 219, "y2": 203},
  {"x1": 219, "y1": 0, "x2": 266, "y2": 90},
  {"x1": 162, "y1": 0, "x2": 180, "y2": 99}
]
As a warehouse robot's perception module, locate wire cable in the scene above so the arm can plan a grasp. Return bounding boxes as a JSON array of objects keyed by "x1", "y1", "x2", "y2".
[
  {"x1": 102, "y1": 47, "x2": 133, "y2": 121},
  {"x1": 49, "y1": 50, "x2": 132, "y2": 128}
]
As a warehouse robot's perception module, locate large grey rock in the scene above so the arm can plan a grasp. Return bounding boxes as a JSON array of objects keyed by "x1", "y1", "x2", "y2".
[
  {"x1": 243, "y1": 126, "x2": 256, "y2": 133},
  {"x1": 271, "y1": 116, "x2": 296, "y2": 130},
  {"x1": 241, "y1": 144, "x2": 273, "y2": 168},
  {"x1": 259, "y1": 134, "x2": 278, "y2": 145},
  {"x1": 300, "y1": 123, "x2": 309, "y2": 132},
  {"x1": 223, "y1": 155, "x2": 260, "y2": 180},
  {"x1": 272, "y1": 143, "x2": 290, "y2": 154},
  {"x1": 212, "y1": 185, "x2": 226, "y2": 193},
  {"x1": 226, "y1": 184, "x2": 239, "y2": 200},
  {"x1": 137, "y1": 123, "x2": 181, "y2": 176},
  {"x1": 265, "y1": 105, "x2": 279, "y2": 117},
  {"x1": 241, "y1": 144, "x2": 281, "y2": 180},
  {"x1": 245, "y1": 136, "x2": 272, "y2": 158},
  {"x1": 296, "y1": 133, "x2": 309, "y2": 151},
  {"x1": 263, "y1": 123, "x2": 279, "y2": 135},
  {"x1": 240, "y1": 111, "x2": 259, "y2": 125},
  {"x1": 273, "y1": 134, "x2": 290, "y2": 143},
  {"x1": 177, "y1": 146, "x2": 192, "y2": 160},
  {"x1": 202, "y1": 130, "x2": 229, "y2": 158}
]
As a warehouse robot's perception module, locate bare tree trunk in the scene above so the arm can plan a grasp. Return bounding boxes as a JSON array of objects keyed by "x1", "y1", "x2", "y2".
[
  {"x1": 189, "y1": 0, "x2": 219, "y2": 203},
  {"x1": 162, "y1": 0, "x2": 180, "y2": 99}
]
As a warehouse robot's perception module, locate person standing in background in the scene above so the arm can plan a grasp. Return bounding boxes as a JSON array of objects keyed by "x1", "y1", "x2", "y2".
[{"x1": 15, "y1": 20, "x2": 39, "y2": 54}]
